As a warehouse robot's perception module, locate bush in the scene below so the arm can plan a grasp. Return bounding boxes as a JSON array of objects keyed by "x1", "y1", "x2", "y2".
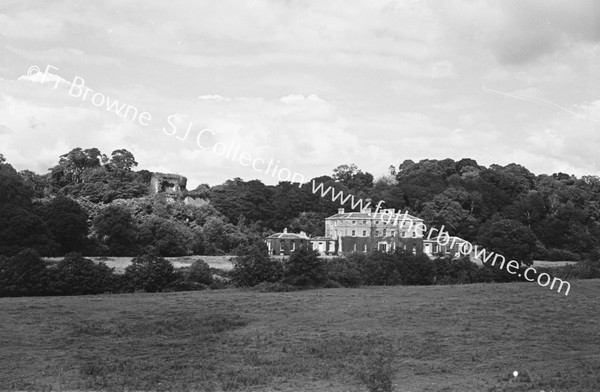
[
  {"x1": 231, "y1": 242, "x2": 283, "y2": 287},
  {"x1": 361, "y1": 251, "x2": 402, "y2": 286},
  {"x1": 0, "y1": 249, "x2": 49, "y2": 296},
  {"x1": 187, "y1": 259, "x2": 214, "y2": 286},
  {"x1": 326, "y1": 256, "x2": 363, "y2": 287},
  {"x1": 49, "y1": 252, "x2": 116, "y2": 295},
  {"x1": 433, "y1": 256, "x2": 481, "y2": 285},
  {"x1": 123, "y1": 253, "x2": 178, "y2": 292},
  {"x1": 399, "y1": 253, "x2": 435, "y2": 285},
  {"x1": 283, "y1": 246, "x2": 326, "y2": 287},
  {"x1": 138, "y1": 216, "x2": 193, "y2": 257}
]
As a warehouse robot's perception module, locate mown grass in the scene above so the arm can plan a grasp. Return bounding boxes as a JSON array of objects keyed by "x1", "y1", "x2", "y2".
[{"x1": 1, "y1": 280, "x2": 599, "y2": 391}]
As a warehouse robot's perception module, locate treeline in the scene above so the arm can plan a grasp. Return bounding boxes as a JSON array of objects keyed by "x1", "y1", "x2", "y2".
[
  {"x1": 231, "y1": 243, "x2": 600, "y2": 291},
  {"x1": 0, "y1": 250, "x2": 218, "y2": 297},
  {"x1": 3, "y1": 244, "x2": 597, "y2": 297},
  {"x1": 2, "y1": 150, "x2": 600, "y2": 261},
  {"x1": 0, "y1": 150, "x2": 262, "y2": 257}
]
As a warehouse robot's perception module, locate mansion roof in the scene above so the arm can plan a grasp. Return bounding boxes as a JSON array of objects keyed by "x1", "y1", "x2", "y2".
[{"x1": 326, "y1": 210, "x2": 423, "y2": 221}]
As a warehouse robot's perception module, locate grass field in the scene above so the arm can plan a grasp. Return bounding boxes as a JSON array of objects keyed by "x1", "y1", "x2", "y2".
[{"x1": 1, "y1": 280, "x2": 599, "y2": 391}]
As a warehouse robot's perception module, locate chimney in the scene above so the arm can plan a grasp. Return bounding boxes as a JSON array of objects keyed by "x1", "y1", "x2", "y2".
[
  {"x1": 363, "y1": 207, "x2": 372, "y2": 214},
  {"x1": 283, "y1": 228, "x2": 288, "y2": 234},
  {"x1": 338, "y1": 208, "x2": 345, "y2": 214}
]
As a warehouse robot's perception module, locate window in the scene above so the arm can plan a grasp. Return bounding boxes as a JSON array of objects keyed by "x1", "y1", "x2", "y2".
[
  {"x1": 363, "y1": 244, "x2": 368, "y2": 252},
  {"x1": 383, "y1": 228, "x2": 387, "y2": 237},
  {"x1": 412, "y1": 232, "x2": 416, "y2": 238},
  {"x1": 353, "y1": 244, "x2": 357, "y2": 251},
  {"x1": 433, "y1": 244, "x2": 438, "y2": 253},
  {"x1": 391, "y1": 230, "x2": 395, "y2": 237},
  {"x1": 352, "y1": 230, "x2": 356, "y2": 237},
  {"x1": 378, "y1": 243, "x2": 387, "y2": 252},
  {"x1": 362, "y1": 230, "x2": 367, "y2": 237},
  {"x1": 280, "y1": 241, "x2": 285, "y2": 252},
  {"x1": 362, "y1": 220, "x2": 367, "y2": 224},
  {"x1": 291, "y1": 241, "x2": 296, "y2": 251},
  {"x1": 352, "y1": 220, "x2": 356, "y2": 225},
  {"x1": 375, "y1": 230, "x2": 380, "y2": 237}
]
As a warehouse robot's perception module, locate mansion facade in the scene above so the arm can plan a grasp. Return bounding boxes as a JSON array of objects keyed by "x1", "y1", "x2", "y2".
[
  {"x1": 266, "y1": 207, "x2": 470, "y2": 258},
  {"x1": 324, "y1": 208, "x2": 425, "y2": 255}
]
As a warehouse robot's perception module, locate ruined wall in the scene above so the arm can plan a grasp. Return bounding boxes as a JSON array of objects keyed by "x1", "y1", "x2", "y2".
[{"x1": 149, "y1": 173, "x2": 188, "y2": 196}]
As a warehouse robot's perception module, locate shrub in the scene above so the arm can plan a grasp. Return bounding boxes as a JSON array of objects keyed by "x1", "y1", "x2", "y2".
[
  {"x1": 283, "y1": 246, "x2": 326, "y2": 287},
  {"x1": 326, "y1": 256, "x2": 363, "y2": 287},
  {"x1": 361, "y1": 251, "x2": 402, "y2": 286},
  {"x1": 433, "y1": 256, "x2": 481, "y2": 285},
  {"x1": 123, "y1": 252, "x2": 178, "y2": 292},
  {"x1": 138, "y1": 216, "x2": 193, "y2": 257},
  {"x1": 399, "y1": 253, "x2": 435, "y2": 285},
  {"x1": 0, "y1": 249, "x2": 49, "y2": 296},
  {"x1": 187, "y1": 259, "x2": 214, "y2": 286},
  {"x1": 231, "y1": 242, "x2": 283, "y2": 287},
  {"x1": 50, "y1": 252, "x2": 116, "y2": 295}
]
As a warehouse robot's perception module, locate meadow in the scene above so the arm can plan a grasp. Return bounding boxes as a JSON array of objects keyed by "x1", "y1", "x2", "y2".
[{"x1": 1, "y1": 280, "x2": 599, "y2": 391}]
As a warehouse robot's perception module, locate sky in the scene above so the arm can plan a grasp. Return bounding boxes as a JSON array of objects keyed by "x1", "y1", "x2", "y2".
[{"x1": 0, "y1": 0, "x2": 599, "y2": 188}]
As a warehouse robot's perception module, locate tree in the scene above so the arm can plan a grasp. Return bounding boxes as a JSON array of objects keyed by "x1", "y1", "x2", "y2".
[
  {"x1": 50, "y1": 253, "x2": 115, "y2": 295},
  {"x1": 289, "y1": 212, "x2": 327, "y2": 236},
  {"x1": 19, "y1": 170, "x2": 47, "y2": 198},
  {"x1": 283, "y1": 246, "x2": 325, "y2": 287},
  {"x1": 0, "y1": 249, "x2": 49, "y2": 296},
  {"x1": 37, "y1": 196, "x2": 89, "y2": 255},
  {"x1": 93, "y1": 205, "x2": 138, "y2": 256},
  {"x1": 187, "y1": 259, "x2": 213, "y2": 286},
  {"x1": 326, "y1": 256, "x2": 363, "y2": 287},
  {"x1": 138, "y1": 216, "x2": 193, "y2": 256},
  {"x1": 231, "y1": 242, "x2": 283, "y2": 287},
  {"x1": 123, "y1": 253, "x2": 178, "y2": 292},
  {"x1": 332, "y1": 164, "x2": 374, "y2": 194},
  {"x1": 477, "y1": 218, "x2": 537, "y2": 265},
  {"x1": 0, "y1": 161, "x2": 56, "y2": 256},
  {"x1": 109, "y1": 149, "x2": 138, "y2": 172}
]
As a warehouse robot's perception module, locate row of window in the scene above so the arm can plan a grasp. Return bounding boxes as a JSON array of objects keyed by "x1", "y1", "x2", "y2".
[
  {"x1": 351, "y1": 243, "x2": 418, "y2": 253},
  {"x1": 348, "y1": 229, "x2": 417, "y2": 238},
  {"x1": 333, "y1": 220, "x2": 416, "y2": 227}
]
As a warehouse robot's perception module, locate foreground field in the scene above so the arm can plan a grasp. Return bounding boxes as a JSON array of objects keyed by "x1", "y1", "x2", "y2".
[{"x1": 1, "y1": 280, "x2": 599, "y2": 391}]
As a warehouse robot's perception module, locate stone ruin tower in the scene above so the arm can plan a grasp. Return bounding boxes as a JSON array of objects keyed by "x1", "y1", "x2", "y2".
[{"x1": 150, "y1": 173, "x2": 187, "y2": 201}]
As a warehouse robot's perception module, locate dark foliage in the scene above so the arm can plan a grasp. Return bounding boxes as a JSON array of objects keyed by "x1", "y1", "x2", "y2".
[
  {"x1": 231, "y1": 242, "x2": 283, "y2": 287},
  {"x1": 93, "y1": 205, "x2": 139, "y2": 256},
  {"x1": 123, "y1": 253, "x2": 179, "y2": 293},
  {"x1": 0, "y1": 249, "x2": 49, "y2": 296},
  {"x1": 48, "y1": 253, "x2": 116, "y2": 295},
  {"x1": 283, "y1": 246, "x2": 326, "y2": 287},
  {"x1": 36, "y1": 196, "x2": 90, "y2": 255}
]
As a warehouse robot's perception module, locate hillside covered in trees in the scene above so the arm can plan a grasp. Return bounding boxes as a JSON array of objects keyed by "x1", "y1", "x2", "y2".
[{"x1": 1, "y1": 149, "x2": 600, "y2": 262}]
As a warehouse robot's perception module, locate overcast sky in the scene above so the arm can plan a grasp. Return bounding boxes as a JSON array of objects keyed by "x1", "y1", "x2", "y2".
[{"x1": 1, "y1": 0, "x2": 599, "y2": 187}]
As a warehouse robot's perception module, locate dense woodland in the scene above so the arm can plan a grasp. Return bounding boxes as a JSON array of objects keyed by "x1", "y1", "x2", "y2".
[{"x1": 1, "y1": 148, "x2": 600, "y2": 263}]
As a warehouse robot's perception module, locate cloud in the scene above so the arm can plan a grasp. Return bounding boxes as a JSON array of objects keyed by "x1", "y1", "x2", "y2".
[
  {"x1": 0, "y1": 125, "x2": 12, "y2": 134},
  {"x1": 280, "y1": 94, "x2": 325, "y2": 104},
  {"x1": 198, "y1": 94, "x2": 231, "y2": 102}
]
